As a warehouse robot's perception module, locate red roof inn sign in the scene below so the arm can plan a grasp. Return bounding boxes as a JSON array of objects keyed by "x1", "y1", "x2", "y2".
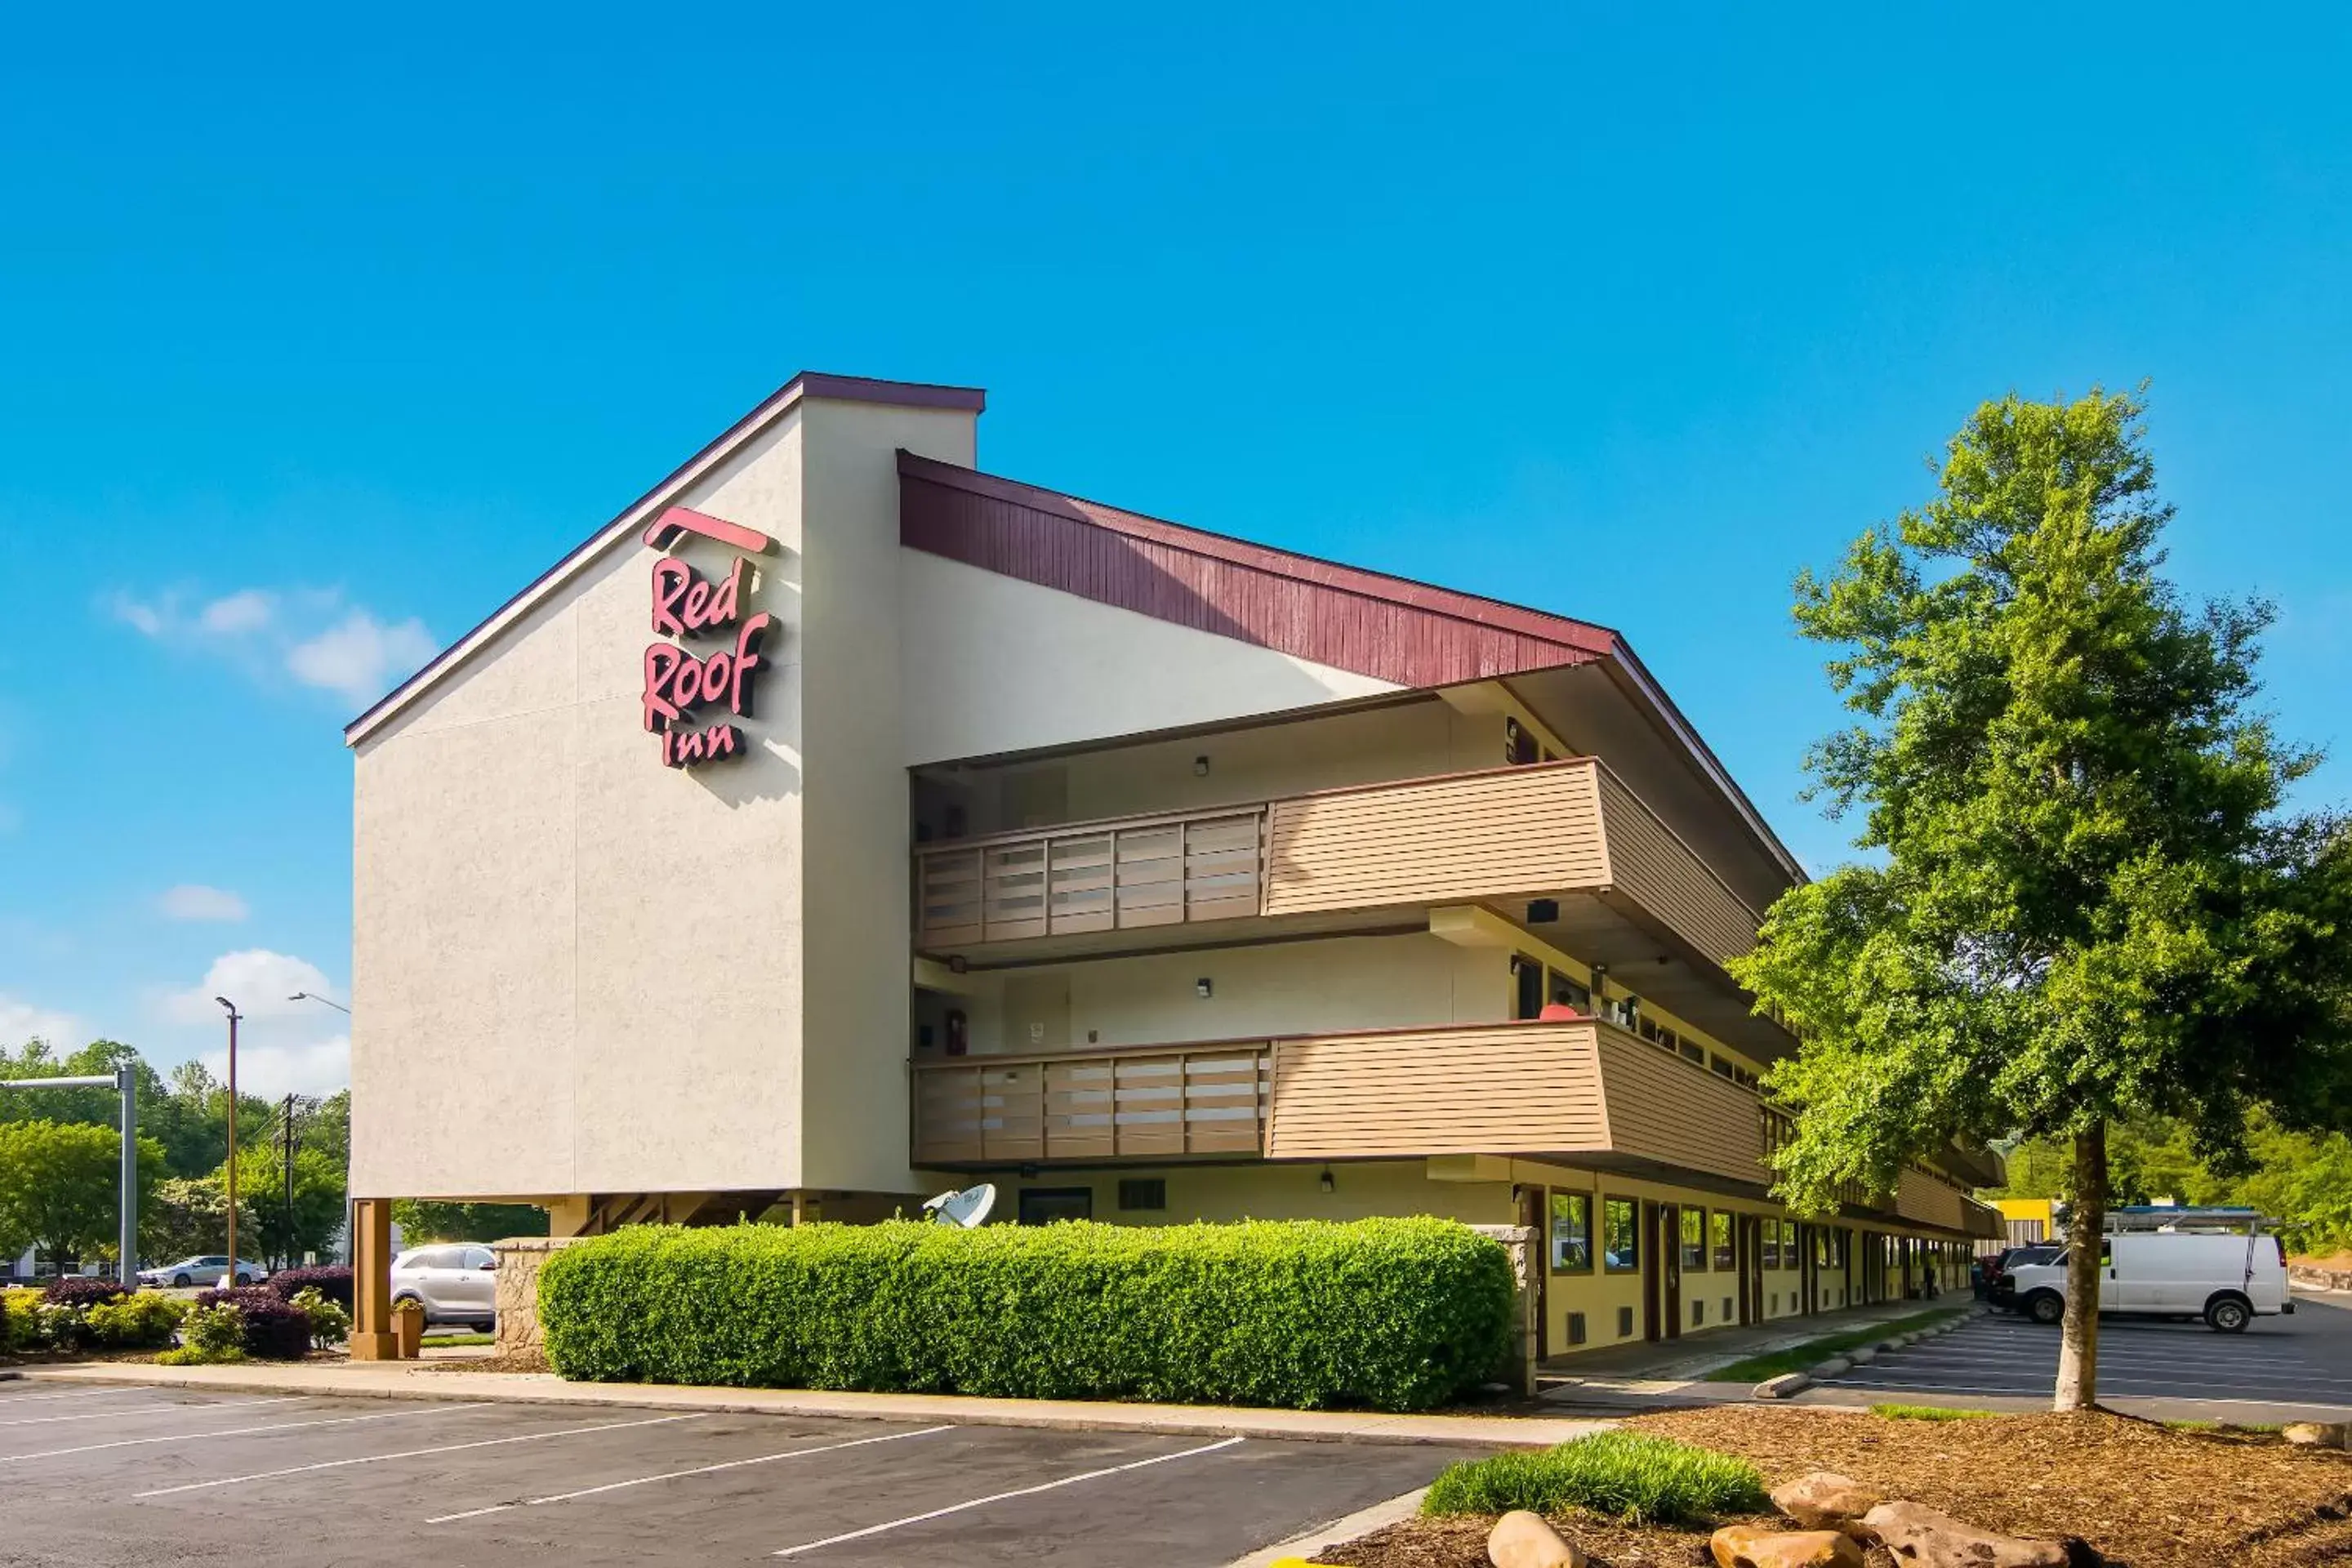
[{"x1": 640, "y1": 506, "x2": 777, "y2": 768}]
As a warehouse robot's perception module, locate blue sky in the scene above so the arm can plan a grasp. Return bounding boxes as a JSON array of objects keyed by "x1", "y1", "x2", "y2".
[{"x1": 2, "y1": 6, "x2": 2346, "y2": 1094}]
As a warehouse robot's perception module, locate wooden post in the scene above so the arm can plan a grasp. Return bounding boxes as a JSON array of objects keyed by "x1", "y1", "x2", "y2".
[{"x1": 350, "y1": 1197, "x2": 397, "y2": 1361}]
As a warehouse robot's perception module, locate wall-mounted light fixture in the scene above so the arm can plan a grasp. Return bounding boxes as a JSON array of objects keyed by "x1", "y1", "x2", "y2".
[
  {"x1": 1195, "y1": 978, "x2": 1214, "y2": 999},
  {"x1": 1193, "y1": 755, "x2": 1210, "y2": 776},
  {"x1": 1318, "y1": 1167, "x2": 1336, "y2": 1195}
]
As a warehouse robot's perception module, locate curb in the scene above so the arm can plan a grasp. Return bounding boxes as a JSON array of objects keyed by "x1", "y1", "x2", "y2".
[
  {"x1": 19, "y1": 1365, "x2": 1601, "y2": 1450},
  {"x1": 1225, "y1": 1486, "x2": 1430, "y2": 1566}
]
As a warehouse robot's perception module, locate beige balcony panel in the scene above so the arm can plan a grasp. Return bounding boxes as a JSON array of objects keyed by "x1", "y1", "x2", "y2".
[
  {"x1": 1590, "y1": 767, "x2": 1760, "y2": 969},
  {"x1": 914, "y1": 1044, "x2": 1272, "y2": 1167},
  {"x1": 1587, "y1": 1026, "x2": 1768, "y2": 1185},
  {"x1": 1263, "y1": 767, "x2": 1610, "y2": 915},
  {"x1": 1896, "y1": 1165, "x2": 1966, "y2": 1230}
]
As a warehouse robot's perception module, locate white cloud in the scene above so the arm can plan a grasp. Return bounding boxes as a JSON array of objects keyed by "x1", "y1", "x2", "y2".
[
  {"x1": 158, "y1": 884, "x2": 249, "y2": 923},
  {"x1": 203, "y1": 1034, "x2": 350, "y2": 1098},
  {"x1": 286, "y1": 610, "x2": 439, "y2": 703},
  {"x1": 103, "y1": 585, "x2": 434, "y2": 708},
  {"x1": 199, "y1": 589, "x2": 276, "y2": 635},
  {"x1": 0, "y1": 993, "x2": 82, "y2": 1048},
  {"x1": 165, "y1": 949, "x2": 335, "y2": 1025}
]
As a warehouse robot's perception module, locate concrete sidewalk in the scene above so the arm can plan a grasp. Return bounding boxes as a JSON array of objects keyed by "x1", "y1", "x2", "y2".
[
  {"x1": 1538, "y1": 1298, "x2": 1976, "y2": 1411},
  {"x1": 20, "y1": 1359, "x2": 1606, "y2": 1450}
]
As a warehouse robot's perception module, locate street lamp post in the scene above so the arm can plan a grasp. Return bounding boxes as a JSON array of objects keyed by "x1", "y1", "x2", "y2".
[
  {"x1": 288, "y1": 990, "x2": 352, "y2": 1264},
  {"x1": 216, "y1": 997, "x2": 241, "y2": 1281}
]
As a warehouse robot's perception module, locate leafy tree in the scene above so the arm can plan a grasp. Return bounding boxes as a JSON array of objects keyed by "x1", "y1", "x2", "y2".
[
  {"x1": 145, "y1": 1175, "x2": 256, "y2": 1267},
  {"x1": 223, "y1": 1143, "x2": 347, "y2": 1266},
  {"x1": 1731, "y1": 389, "x2": 2352, "y2": 1410},
  {"x1": 393, "y1": 1200, "x2": 546, "y2": 1244},
  {"x1": 0, "y1": 1120, "x2": 167, "y2": 1272}
]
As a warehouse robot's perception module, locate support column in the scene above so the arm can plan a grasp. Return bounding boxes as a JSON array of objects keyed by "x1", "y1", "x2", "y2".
[{"x1": 350, "y1": 1197, "x2": 397, "y2": 1361}]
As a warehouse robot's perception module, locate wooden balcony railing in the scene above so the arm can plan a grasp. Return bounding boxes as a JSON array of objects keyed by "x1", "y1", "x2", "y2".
[
  {"x1": 911, "y1": 1043, "x2": 1271, "y2": 1165},
  {"x1": 912, "y1": 759, "x2": 1766, "y2": 974},
  {"x1": 915, "y1": 808, "x2": 1264, "y2": 947}
]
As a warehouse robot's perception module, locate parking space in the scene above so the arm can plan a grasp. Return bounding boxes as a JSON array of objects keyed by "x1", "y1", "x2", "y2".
[
  {"x1": 1813, "y1": 1293, "x2": 2352, "y2": 1417},
  {"x1": 0, "y1": 1383, "x2": 1483, "y2": 1566}
]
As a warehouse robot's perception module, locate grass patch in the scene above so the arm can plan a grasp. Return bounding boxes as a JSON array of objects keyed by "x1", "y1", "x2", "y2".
[
  {"x1": 1708, "y1": 1307, "x2": 1967, "y2": 1383},
  {"x1": 1872, "y1": 1402, "x2": 1994, "y2": 1422},
  {"x1": 424, "y1": 1333, "x2": 496, "y2": 1348},
  {"x1": 1423, "y1": 1431, "x2": 1767, "y2": 1526}
]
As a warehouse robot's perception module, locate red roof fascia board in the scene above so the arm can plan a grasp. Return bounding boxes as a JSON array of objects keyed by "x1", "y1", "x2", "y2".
[{"x1": 898, "y1": 452, "x2": 1619, "y2": 689}]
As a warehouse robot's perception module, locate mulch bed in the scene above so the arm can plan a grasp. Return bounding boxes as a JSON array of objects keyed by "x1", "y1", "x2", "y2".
[{"x1": 1313, "y1": 1406, "x2": 2352, "y2": 1568}]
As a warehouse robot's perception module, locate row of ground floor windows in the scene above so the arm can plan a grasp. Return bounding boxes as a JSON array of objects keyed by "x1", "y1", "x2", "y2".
[{"x1": 1528, "y1": 1185, "x2": 1974, "y2": 1357}]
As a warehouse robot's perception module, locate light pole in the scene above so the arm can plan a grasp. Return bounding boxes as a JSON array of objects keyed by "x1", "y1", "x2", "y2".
[
  {"x1": 4, "y1": 1067, "x2": 138, "y2": 1282},
  {"x1": 287, "y1": 991, "x2": 350, "y2": 1015},
  {"x1": 289, "y1": 990, "x2": 352, "y2": 1263},
  {"x1": 216, "y1": 997, "x2": 241, "y2": 1281}
]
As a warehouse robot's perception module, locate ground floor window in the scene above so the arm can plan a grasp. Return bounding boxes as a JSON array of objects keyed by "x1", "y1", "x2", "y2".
[
  {"x1": 1018, "y1": 1187, "x2": 1094, "y2": 1225},
  {"x1": 1602, "y1": 1196, "x2": 1639, "y2": 1272},
  {"x1": 1680, "y1": 1207, "x2": 1707, "y2": 1271},
  {"x1": 1762, "y1": 1223, "x2": 1780, "y2": 1269},
  {"x1": 1710, "y1": 1209, "x2": 1735, "y2": 1272},
  {"x1": 1548, "y1": 1192, "x2": 1592, "y2": 1273}
]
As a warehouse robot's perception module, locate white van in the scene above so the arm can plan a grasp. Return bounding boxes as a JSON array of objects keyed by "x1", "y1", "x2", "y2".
[{"x1": 2007, "y1": 1230, "x2": 2291, "y2": 1332}]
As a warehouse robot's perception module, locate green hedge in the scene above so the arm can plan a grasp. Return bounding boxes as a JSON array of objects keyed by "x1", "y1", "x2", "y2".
[{"x1": 540, "y1": 1216, "x2": 1512, "y2": 1412}]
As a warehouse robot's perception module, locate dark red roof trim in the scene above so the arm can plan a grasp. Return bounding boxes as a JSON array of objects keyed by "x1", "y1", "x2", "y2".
[{"x1": 898, "y1": 452, "x2": 1616, "y2": 689}]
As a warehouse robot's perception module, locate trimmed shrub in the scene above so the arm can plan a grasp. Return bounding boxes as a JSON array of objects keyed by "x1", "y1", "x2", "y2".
[
  {"x1": 43, "y1": 1276, "x2": 127, "y2": 1309},
  {"x1": 541, "y1": 1217, "x2": 1512, "y2": 1412},
  {"x1": 0, "y1": 1286, "x2": 39, "y2": 1352},
  {"x1": 85, "y1": 1293, "x2": 187, "y2": 1350},
  {"x1": 161, "y1": 1302, "x2": 247, "y2": 1365},
  {"x1": 1423, "y1": 1432, "x2": 1768, "y2": 1526},
  {"x1": 266, "y1": 1266, "x2": 354, "y2": 1312},
  {"x1": 288, "y1": 1287, "x2": 350, "y2": 1349},
  {"x1": 194, "y1": 1285, "x2": 311, "y2": 1360}
]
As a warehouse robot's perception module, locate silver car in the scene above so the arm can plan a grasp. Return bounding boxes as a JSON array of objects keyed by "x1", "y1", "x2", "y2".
[
  {"x1": 390, "y1": 1244, "x2": 498, "y2": 1332},
  {"x1": 140, "y1": 1255, "x2": 268, "y2": 1287}
]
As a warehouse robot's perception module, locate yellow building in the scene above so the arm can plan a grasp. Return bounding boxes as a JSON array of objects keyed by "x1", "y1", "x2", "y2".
[{"x1": 340, "y1": 372, "x2": 2001, "y2": 1361}]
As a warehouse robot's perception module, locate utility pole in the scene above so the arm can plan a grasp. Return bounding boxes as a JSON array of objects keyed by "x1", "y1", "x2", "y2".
[
  {"x1": 281, "y1": 1093, "x2": 297, "y2": 1269},
  {"x1": 216, "y1": 997, "x2": 242, "y2": 1281}
]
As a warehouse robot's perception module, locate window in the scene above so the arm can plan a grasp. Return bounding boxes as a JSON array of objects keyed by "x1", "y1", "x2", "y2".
[
  {"x1": 1679, "y1": 1040, "x2": 1706, "y2": 1066},
  {"x1": 1780, "y1": 1219, "x2": 1799, "y2": 1259},
  {"x1": 1762, "y1": 1225, "x2": 1780, "y2": 1269},
  {"x1": 1506, "y1": 716, "x2": 1539, "y2": 765},
  {"x1": 1548, "y1": 1192, "x2": 1592, "y2": 1273},
  {"x1": 1602, "y1": 1198, "x2": 1639, "y2": 1272},
  {"x1": 1548, "y1": 969, "x2": 1590, "y2": 1013},
  {"x1": 1018, "y1": 1187, "x2": 1094, "y2": 1225},
  {"x1": 1709, "y1": 1056, "x2": 1736, "y2": 1080},
  {"x1": 1710, "y1": 1209, "x2": 1735, "y2": 1272},
  {"x1": 1118, "y1": 1178, "x2": 1166, "y2": 1212},
  {"x1": 464, "y1": 1247, "x2": 496, "y2": 1270},
  {"x1": 1680, "y1": 1208, "x2": 1706, "y2": 1271}
]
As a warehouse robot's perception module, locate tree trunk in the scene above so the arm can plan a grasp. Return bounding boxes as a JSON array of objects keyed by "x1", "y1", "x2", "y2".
[{"x1": 2054, "y1": 1120, "x2": 2108, "y2": 1411}]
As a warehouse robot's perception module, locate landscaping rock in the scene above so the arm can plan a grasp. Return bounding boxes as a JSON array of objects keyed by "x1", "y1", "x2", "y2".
[
  {"x1": 1486, "y1": 1509, "x2": 1588, "y2": 1568},
  {"x1": 1861, "y1": 1501, "x2": 2066, "y2": 1568},
  {"x1": 1808, "y1": 1356, "x2": 1853, "y2": 1379},
  {"x1": 2283, "y1": 1421, "x2": 2348, "y2": 1447},
  {"x1": 1709, "y1": 1523, "x2": 1864, "y2": 1567},
  {"x1": 1771, "y1": 1471, "x2": 1887, "y2": 1535},
  {"x1": 1753, "y1": 1372, "x2": 1814, "y2": 1399}
]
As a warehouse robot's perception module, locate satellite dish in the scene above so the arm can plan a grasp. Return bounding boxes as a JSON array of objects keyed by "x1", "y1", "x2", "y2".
[{"x1": 922, "y1": 1183, "x2": 997, "y2": 1227}]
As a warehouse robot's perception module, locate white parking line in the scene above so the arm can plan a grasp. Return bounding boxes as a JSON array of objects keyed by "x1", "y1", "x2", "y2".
[
  {"x1": 0, "y1": 1387, "x2": 156, "y2": 1404},
  {"x1": 0, "y1": 1396, "x2": 299, "y2": 1428},
  {"x1": 2, "y1": 1403, "x2": 492, "y2": 1465},
  {"x1": 136, "y1": 1412, "x2": 706, "y2": 1498},
  {"x1": 424, "y1": 1423, "x2": 958, "y2": 1524},
  {"x1": 771, "y1": 1436, "x2": 1246, "y2": 1559}
]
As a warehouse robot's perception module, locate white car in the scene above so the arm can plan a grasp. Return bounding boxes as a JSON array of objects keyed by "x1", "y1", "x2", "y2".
[
  {"x1": 139, "y1": 1255, "x2": 268, "y2": 1288},
  {"x1": 390, "y1": 1244, "x2": 499, "y2": 1332},
  {"x1": 2008, "y1": 1229, "x2": 2291, "y2": 1333}
]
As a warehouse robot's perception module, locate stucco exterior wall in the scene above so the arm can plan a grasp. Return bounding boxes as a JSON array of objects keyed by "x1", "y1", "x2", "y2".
[
  {"x1": 796, "y1": 399, "x2": 978, "y2": 1196},
  {"x1": 351, "y1": 412, "x2": 811, "y2": 1200},
  {"x1": 901, "y1": 551, "x2": 1401, "y2": 768}
]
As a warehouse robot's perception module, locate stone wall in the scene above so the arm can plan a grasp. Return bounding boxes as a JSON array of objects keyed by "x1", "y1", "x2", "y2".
[
  {"x1": 1468, "y1": 1222, "x2": 1539, "y2": 1395},
  {"x1": 492, "y1": 1235, "x2": 586, "y2": 1358}
]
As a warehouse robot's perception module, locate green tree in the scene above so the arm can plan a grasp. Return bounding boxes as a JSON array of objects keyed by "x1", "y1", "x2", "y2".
[
  {"x1": 1731, "y1": 389, "x2": 2352, "y2": 1410},
  {"x1": 224, "y1": 1143, "x2": 347, "y2": 1265},
  {"x1": 0, "y1": 1120, "x2": 167, "y2": 1272},
  {"x1": 393, "y1": 1200, "x2": 546, "y2": 1244},
  {"x1": 144, "y1": 1174, "x2": 256, "y2": 1268}
]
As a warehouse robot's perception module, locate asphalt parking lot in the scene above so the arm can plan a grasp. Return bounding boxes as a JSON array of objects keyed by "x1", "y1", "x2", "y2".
[
  {"x1": 1811, "y1": 1291, "x2": 2352, "y2": 1419},
  {"x1": 0, "y1": 1383, "x2": 1481, "y2": 1566}
]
